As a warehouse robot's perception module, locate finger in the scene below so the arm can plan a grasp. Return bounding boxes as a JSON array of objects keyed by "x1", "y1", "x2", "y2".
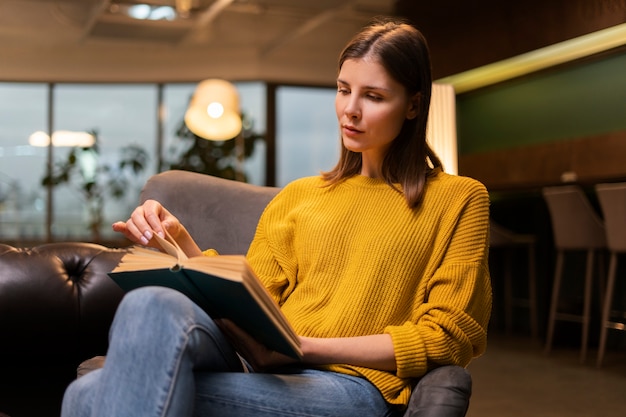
[
  {"x1": 127, "y1": 219, "x2": 153, "y2": 246},
  {"x1": 114, "y1": 218, "x2": 146, "y2": 246},
  {"x1": 143, "y1": 200, "x2": 170, "y2": 239},
  {"x1": 128, "y1": 206, "x2": 156, "y2": 244},
  {"x1": 111, "y1": 221, "x2": 139, "y2": 243},
  {"x1": 111, "y1": 221, "x2": 126, "y2": 233}
]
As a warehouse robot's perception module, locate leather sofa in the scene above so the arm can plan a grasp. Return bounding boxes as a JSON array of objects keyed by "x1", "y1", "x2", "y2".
[
  {"x1": 0, "y1": 170, "x2": 471, "y2": 417},
  {"x1": 0, "y1": 243, "x2": 127, "y2": 417}
]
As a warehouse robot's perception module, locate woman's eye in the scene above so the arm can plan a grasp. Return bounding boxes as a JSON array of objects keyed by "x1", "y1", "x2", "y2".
[
  {"x1": 367, "y1": 94, "x2": 383, "y2": 101},
  {"x1": 337, "y1": 88, "x2": 349, "y2": 95}
]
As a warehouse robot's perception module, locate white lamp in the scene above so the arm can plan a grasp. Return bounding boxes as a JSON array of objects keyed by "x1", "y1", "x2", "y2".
[
  {"x1": 184, "y1": 79, "x2": 243, "y2": 141},
  {"x1": 427, "y1": 83, "x2": 458, "y2": 175}
]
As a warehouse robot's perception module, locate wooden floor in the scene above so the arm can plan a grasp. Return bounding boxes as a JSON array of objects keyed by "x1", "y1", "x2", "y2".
[{"x1": 466, "y1": 333, "x2": 626, "y2": 417}]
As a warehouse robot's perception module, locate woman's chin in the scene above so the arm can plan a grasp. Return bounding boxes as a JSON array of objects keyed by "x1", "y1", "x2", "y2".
[{"x1": 342, "y1": 137, "x2": 365, "y2": 153}]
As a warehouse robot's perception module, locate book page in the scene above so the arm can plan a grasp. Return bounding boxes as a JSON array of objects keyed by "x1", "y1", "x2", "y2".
[
  {"x1": 110, "y1": 246, "x2": 176, "y2": 272},
  {"x1": 152, "y1": 230, "x2": 188, "y2": 263}
]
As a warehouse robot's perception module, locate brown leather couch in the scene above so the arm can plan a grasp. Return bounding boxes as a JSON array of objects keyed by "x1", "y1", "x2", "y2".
[
  {"x1": 0, "y1": 170, "x2": 472, "y2": 417},
  {"x1": 0, "y1": 243, "x2": 127, "y2": 417}
]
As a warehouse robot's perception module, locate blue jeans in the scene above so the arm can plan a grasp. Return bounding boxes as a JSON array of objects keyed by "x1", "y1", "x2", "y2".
[{"x1": 61, "y1": 287, "x2": 400, "y2": 417}]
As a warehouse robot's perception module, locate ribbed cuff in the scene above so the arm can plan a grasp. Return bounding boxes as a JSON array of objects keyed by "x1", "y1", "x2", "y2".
[{"x1": 385, "y1": 323, "x2": 427, "y2": 378}]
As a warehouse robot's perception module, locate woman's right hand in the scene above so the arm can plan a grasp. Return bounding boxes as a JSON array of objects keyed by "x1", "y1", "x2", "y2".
[{"x1": 112, "y1": 199, "x2": 185, "y2": 248}]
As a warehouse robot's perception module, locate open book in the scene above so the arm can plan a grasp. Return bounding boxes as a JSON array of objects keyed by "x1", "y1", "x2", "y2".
[{"x1": 109, "y1": 231, "x2": 302, "y2": 359}]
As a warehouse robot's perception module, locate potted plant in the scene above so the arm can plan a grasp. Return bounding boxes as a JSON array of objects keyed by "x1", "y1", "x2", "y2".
[{"x1": 42, "y1": 129, "x2": 148, "y2": 242}]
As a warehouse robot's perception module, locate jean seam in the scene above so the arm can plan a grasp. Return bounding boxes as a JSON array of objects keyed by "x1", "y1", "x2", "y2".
[{"x1": 161, "y1": 321, "x2": 243, "y2": 416}]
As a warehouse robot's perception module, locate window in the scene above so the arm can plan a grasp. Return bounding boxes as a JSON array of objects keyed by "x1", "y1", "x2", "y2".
[
  {"x1": 236, "y1": 82, "x2": 267, "y2": 186},
  {"x1": 162, "y1": 82, "x2": 267, "y2": 185},
  {"x1": 276, "y1": 86, "x2": 339, "y2": 186},
  {"x1": 0, "y1": 80, "x2": 335, "y2": 245},
  {"x1": 0, "y1": 83, "x2": 48, "y2": 242},
  {"x1": 52, "y1": 84, "x2": 158, "y2": 241}
]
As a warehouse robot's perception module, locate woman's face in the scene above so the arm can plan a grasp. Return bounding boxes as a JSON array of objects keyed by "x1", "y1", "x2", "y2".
[{"x1": 335, "y1": 57, "x2": 417, "y2": 171}]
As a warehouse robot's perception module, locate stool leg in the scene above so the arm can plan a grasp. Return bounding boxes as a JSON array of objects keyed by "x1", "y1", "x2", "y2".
[
  {"x1": 580, "y1": 250, "x2": 594, "y2": 363},
  {"x1": 597, "y1": 251, "x2": 606, "y2": 310},
  {"x1": 504, "y1": 249, "x2": 513, "y2": 335},
  {"x1": 528, "y1": 243, "x2": 538, "y2": 340},
  {"x1": 597, "y1": 252, "x2": 617, "y2": 367},
  {"x1": 545, "y1": 250, "x2": 564, "y2": 355}
]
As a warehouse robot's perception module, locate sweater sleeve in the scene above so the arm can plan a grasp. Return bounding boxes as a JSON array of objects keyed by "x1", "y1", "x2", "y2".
[
  {"x1": 244, "y1": 189, "x2": 299, "y2": 306},
  {"x1": 385, "y1": 182, "x2": 492, "y2": 378}
]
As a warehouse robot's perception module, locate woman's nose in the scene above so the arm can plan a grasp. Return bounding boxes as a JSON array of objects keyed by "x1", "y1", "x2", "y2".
[{"x1": 344, "y1": 99, "x2": 361, "y2": 119}]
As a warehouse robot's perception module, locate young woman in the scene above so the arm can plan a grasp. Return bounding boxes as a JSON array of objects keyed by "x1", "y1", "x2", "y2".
[{"x1": 62, "y1": 18, "x2": 491, "y2": 417}]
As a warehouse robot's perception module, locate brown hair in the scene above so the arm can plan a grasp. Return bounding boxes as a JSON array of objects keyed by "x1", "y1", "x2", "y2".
[{"x1": 322, "y1": 17, "x2": 442, "y2": 208}]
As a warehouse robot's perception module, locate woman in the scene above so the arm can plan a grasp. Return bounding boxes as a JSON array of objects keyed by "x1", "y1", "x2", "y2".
[{"x1": 62, "y1": 17, "x2": 491, "y2": 417}]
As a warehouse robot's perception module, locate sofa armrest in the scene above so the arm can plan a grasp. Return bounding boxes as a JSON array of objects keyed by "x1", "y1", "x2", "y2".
[
  {"x1": 403, "y1": 366, "x2": 472, "y2": 417},
  {"x1": 0, "y1": 243, "x2": 126, "y2": 361},
  {"x1": 0, "y1": 242, "x2": 128, "y2": 417},
  {"x1": 139, "y1": 170, "x2": 279, "y2": 254}
]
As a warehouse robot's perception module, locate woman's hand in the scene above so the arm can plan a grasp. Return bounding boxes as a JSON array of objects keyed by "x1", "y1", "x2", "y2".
[
  {"x1": 112, "y1": 199, "x2": 202, "y2": 257},
  {"x1": 215, "y1": 318, "x2": 299, "y2": 372},
  {"x1": 215, "y1": 318, "x2": 398, "y2": 372}
]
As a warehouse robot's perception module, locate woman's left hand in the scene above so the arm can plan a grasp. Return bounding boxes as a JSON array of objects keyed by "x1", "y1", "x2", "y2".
[{"x1": 214, "y1": 318, "x2": 299, "y2": 372}]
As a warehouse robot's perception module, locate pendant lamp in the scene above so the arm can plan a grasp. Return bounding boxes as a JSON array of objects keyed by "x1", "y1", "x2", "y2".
[{"x1": 184, "y1": 79, "x2": 242, "y2": 141}]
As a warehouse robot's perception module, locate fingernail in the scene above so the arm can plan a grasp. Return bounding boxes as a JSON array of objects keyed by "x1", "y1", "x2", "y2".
[
  {"x1": 140, "y1": 236, "x2": 149, "y2": 245},
  {"x1": 144, "y1": 230, "x2": 153, "y2": 241}
]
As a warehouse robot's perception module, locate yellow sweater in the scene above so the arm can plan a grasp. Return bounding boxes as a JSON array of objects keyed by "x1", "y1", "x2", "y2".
[{"x1": 245, "y1": 171, "x2": 492, "y2": 407}]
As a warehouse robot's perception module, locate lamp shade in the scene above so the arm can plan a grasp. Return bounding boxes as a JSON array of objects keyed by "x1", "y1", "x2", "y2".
[{"x1": 184, "y1": 79, "x2": 242, "y2": 141}]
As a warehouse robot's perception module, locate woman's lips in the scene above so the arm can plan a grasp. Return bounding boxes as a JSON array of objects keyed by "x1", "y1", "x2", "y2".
[{"x1": 342, "y1": 125, "x2": 363, "y2": 137}]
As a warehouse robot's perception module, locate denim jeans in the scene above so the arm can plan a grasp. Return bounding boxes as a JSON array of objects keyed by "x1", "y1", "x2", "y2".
[{"x1": 61, "y1": 287, "x2": 400, "y2": 417}]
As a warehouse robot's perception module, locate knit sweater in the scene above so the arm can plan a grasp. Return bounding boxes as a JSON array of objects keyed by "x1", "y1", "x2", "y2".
[{"x1": 245, "y1": 171, "x2": 492, "y2": 407}]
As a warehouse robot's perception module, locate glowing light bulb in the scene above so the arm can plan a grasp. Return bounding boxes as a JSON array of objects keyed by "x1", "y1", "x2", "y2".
[{"x1": 207, "y1": 102, "x2": 224, "y2": 119}]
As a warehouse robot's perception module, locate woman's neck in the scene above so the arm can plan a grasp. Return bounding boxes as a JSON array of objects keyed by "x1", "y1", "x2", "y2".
[{"x1": 360, "y1": 152, "x2": 384, "y2": 178}]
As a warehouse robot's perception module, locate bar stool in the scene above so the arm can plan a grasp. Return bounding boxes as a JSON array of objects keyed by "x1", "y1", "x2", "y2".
[
  {"x1": 542, "y1": 185, "x2": 606, "y2": 363},
  {"x1": 489, "y1": 221, "x2": 538, "y2": 339},
  {"x1": 595, "y1": 182, "x2": 626, "y2": 367}
]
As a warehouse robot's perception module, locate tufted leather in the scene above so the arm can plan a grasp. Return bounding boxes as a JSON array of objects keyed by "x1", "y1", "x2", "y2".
[{"x1": 0, "y1": 242, "x2": 128, "y2": 417}]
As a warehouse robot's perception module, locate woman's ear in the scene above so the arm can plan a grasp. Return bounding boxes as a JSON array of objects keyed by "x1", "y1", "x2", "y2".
[{"x1": 406, "y1": 93, "x2": 421, "y2": 120}]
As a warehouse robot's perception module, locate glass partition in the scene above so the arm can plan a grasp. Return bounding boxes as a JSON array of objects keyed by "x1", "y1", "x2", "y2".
[
  {"x1": 276, "y1": 86, "x2": 338, "y2": 186},
  {"x1": 0, "y1": 80, "x2": 326, "y2": 245},
  {"x1": 162, "y1": 82, "x2": 267, "y2": 185},
  {"x1": 52, "y1": 84, "x2": 158, "y2": 241},
  {"x1": 0, "y1": 83, "x2": 48, "y2": 243}
]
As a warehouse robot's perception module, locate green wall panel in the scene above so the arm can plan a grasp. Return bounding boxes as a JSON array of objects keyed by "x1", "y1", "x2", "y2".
[{"x1": 457, "y1": 51, "x2": 626, "y2": 155}]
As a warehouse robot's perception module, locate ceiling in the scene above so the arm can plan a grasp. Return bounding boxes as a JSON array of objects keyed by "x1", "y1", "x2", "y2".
[
  {"x1": 0, "y1": 0, "x2": 397, "y2": 84},
  {"x1": 2, "y1": 1, "x2": 624, "y2": 86}
]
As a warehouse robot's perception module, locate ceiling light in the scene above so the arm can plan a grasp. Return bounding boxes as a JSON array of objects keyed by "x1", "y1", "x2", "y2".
[
  {"x1": 29, "y1": 131, "x2": 96, "y2": 147},
  {"x1": 127, "y1": 4, "x2": 176, "y2": 21},
  {"x1": 109, "y1": 2, "x2": 180, "y2": 21},
  {"x1": 437, "y1": 23, "x2": 626, "y2": 94}
]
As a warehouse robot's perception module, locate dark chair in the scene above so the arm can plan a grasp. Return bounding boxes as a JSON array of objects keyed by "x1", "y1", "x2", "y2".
[
  {"x1": 542, "y1": 185, "x2": 606, "y2": 363},
  {"x1": 594, "y1": 182, "x2": 626, "y2": 367},
  {"x1": 489, "y1": 220, "x2": 538, "y2": 339}
]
